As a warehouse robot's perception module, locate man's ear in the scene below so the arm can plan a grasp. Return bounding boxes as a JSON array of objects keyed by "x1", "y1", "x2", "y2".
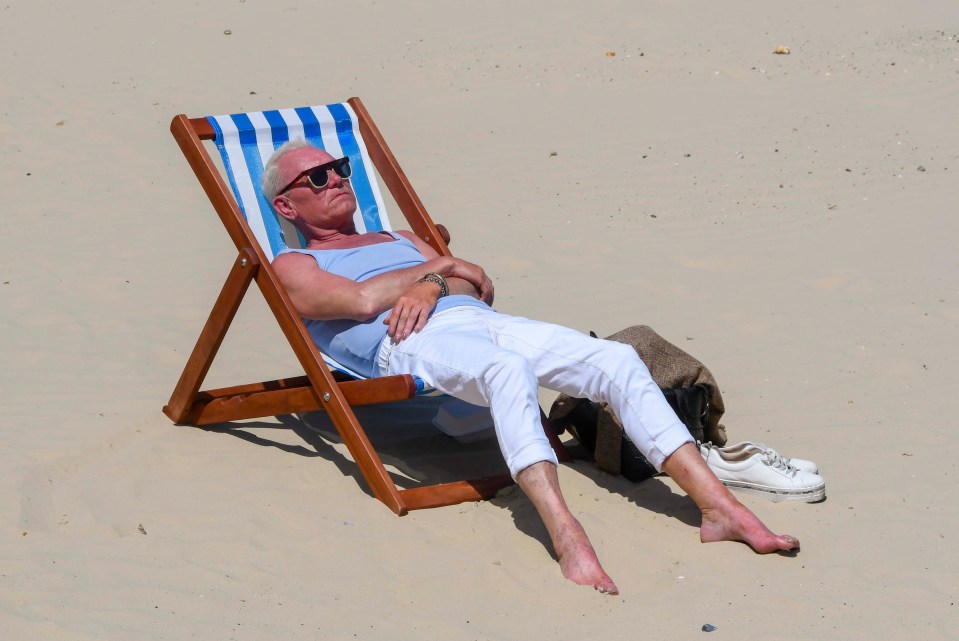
[{"x1": 273, "y1": 196, "x2": 296, "y2": 221}]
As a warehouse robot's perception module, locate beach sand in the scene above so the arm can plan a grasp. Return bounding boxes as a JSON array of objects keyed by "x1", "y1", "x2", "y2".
[{"x1": 2, "y1": 1, "x2": 958, "y2": 638}]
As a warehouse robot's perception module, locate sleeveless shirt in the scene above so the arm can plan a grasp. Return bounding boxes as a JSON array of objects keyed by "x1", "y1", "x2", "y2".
[{"x1": 279, "y1": 233, "x2": 491, "y2": 378}]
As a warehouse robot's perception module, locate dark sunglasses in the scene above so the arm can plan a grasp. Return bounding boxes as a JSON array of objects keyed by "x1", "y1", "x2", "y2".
[{"x1": 280, "y1": 157, "x2": 352, "y2": 194}]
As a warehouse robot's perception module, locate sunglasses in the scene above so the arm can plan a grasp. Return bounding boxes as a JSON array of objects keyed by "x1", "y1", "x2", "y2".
[{"x1": 280, "y1": 157, "x2": 352, "y2": 194}]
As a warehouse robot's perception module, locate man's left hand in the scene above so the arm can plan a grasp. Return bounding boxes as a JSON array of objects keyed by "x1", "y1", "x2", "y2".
[{"x1": 384, "y1": 281, "x2": 440, "y2": 341}]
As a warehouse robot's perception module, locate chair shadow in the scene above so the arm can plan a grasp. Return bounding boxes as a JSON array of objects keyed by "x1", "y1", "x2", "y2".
[
  {"x1": 194, "y1": 416, "x2": 369, "y2": 490},
  {"x1": 191, "y1": 407, "x2": 714, "y2": 558},
  {"x1": 489, "y1": 456, "x2": 703, "y2": 561},
  {"x1": 190, "y1": 397, "x2": 510, "y2": 500}
]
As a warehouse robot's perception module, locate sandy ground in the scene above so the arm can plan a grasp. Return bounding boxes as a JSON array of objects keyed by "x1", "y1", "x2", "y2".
[{"x1": 2, "y1": 1, "x2": 958, "y2": 639}]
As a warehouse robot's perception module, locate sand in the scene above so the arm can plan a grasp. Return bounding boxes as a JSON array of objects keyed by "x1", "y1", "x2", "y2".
[{"x1": 2, "y1": 0, "x2": 958, "y2": 638}]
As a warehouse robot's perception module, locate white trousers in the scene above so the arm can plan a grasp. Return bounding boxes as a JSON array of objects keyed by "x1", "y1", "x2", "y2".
[{"x1": 377, "y1": 307, "x2": 692, "y2": 479}]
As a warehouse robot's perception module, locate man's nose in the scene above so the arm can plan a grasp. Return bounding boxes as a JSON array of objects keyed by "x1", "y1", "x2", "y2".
[{"x1": 327, "y1": 168, "x2": 344, "y2": 187}]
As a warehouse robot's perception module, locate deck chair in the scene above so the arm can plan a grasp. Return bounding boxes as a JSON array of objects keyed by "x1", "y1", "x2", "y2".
[{"x1": 164, "y1": 97, "x2": 570, "y2": 515}]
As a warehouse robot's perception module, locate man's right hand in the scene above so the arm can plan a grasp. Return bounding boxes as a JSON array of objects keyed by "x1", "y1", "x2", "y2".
[{"x1": 450, "y1": 258, "x2": 494, "y2": 305}]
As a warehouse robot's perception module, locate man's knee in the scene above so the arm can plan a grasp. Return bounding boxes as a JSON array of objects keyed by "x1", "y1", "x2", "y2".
[
  {"x1": 482, "y1": 351, "x2": 536, "y2": 385},
  {"x1": 595, "y1": 340, "x2": 647, "y2": 373}
]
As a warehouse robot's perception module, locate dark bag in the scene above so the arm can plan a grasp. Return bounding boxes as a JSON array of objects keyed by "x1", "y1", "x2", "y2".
[
  {"x1": 621, "y1": 384, "x2": 710, "y2": 481},
  {"x1": 562, "y1": 384, "x2": 711, "y2": 482}
]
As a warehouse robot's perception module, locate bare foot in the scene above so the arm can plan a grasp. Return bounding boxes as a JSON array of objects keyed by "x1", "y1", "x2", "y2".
[
  {"x1": 515, "y1": 462, "x2": 618, "y2": 594},
  {"x1": 660, "y1": 443, "x2": 799, "y2": 554},
  {"x1": 700, "y1": 500, "x2": 799, "y2": 553},
  {"x1": 554, "y1": 518, "x2": 620, "y2": 595}
]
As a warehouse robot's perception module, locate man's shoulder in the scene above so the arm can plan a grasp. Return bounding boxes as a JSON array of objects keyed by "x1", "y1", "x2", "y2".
[
  {"x1": 274, "y1": 249, "x2": 317, "y2": 264},
  {"x1": 273, "y1": 250, "x2": 321, "y2": 278},
  {"x1": 393, "y1": 230, "x2": 417, "y2": 243}
]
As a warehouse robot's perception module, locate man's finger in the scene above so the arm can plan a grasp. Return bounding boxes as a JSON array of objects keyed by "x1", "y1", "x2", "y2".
[
  {"x1": 412, "y1": 307, "x2": 429, "y2": 333},
  {"x1": 384, "y1": 310, "x2": 398, "y2": 338},
  {"x1": 396, "y1": 305, "x2": 416, "y2": 339},
  {"x1": 385, "y1": 304, "x2": 407, "y2": 338}
]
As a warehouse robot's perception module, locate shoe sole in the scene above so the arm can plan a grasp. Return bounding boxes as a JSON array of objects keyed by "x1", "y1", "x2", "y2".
[{"x1": 720, "y1": 480, "x2": 826, "y2": 503}]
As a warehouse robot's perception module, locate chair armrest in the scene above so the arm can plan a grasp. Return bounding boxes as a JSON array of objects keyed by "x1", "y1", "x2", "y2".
[{"x1": 435, "y1": 223, "x2": 451, "y2": 246}]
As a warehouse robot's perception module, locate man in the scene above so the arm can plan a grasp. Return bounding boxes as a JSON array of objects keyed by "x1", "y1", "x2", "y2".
[{"x1": 264, "y1": 141, "x2": 799, "y2": 595}]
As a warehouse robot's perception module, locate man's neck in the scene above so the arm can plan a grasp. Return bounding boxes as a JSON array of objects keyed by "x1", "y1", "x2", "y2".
[{"x1": 305, "y1": 228, "x2": 391, "y2": 250}]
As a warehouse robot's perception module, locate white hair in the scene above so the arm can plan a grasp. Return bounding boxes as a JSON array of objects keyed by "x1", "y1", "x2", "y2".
[{"x1": 261, "y1": 139, "x2": 314, "y2": 202}]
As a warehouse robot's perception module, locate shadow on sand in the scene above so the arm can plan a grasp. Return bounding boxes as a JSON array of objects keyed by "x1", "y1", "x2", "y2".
[{"x1": 188, "y1": 397, "x2": 708, "y2": 555}]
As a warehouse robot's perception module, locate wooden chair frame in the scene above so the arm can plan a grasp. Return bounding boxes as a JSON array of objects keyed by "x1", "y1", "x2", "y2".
[{"x1": 164, "y1": 97, "x2": 569, "y2": 515}]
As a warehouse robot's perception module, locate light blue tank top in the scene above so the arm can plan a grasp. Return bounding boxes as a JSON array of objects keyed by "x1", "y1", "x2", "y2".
[{"x1": 279, "y1": 233, "x2": 491, "y2": 378}]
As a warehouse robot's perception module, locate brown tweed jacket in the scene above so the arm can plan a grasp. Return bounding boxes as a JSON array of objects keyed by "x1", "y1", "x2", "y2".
[{"x1": 548, "y1": 325, "x2": 728, "y2": 475}]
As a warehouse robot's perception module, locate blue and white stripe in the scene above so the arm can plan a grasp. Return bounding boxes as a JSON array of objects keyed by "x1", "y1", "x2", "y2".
[{"x1": 207, "y1": 103, "x2": 392, "y2": 262}]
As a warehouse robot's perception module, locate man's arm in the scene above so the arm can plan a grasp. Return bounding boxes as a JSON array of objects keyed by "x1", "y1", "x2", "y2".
[
  {"x1": 380, "y1": 232, "x2": 495, "y2": 340},
  {"x1": 274, "y1": 232, "x2": 495, "y2": 340},
  {"x1": 395, "y1": 231, "x2": 494, "y2": 305},
  {"x1": 273, "y1": 251, "x2": 458, "y2": 322}
]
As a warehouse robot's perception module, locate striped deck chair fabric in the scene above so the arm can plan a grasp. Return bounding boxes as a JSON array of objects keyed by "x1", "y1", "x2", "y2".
[
  {"x1": 206, "y1": 103, "x2": 428, "y2": 388},
  {"x1": 208, "y1": 103, "x2": 392, "y2": 261}
]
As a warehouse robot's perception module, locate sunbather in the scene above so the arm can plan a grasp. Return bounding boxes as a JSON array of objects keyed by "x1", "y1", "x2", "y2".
[{"x1": 264, "y1": 140, "x2": 800, "y2": 595}]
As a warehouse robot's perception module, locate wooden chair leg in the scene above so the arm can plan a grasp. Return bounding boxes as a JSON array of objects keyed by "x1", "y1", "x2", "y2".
[{"x1": 164, "y1": 249, "x2": 259, "y2": 423}]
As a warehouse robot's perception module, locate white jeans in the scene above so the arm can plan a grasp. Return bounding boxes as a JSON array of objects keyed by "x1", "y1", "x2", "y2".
[{"x1": 377, "y1": 307, "x2": 692, "y2": 479}]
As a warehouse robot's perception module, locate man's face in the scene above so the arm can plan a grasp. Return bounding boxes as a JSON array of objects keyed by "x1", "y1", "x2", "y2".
[{"x1": 274, "y1": 146, "x2": 357, "y2": 226}]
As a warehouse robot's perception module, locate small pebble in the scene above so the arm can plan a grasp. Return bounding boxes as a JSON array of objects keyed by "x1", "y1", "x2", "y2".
[
  {"x1": 774, "y1": 46, "x2": 790, "y2": 55},
  {"x1": 917, "y1": 165, "x2": 926, "y2": 172},
  {"x1": 224, "y1": 29, "x2": 232, "y2": 35},
  {"x1": 702, "y1": 624, "x2": 717, "y2": 632}
]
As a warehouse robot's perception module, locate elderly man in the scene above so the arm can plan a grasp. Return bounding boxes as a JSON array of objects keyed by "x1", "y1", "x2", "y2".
[{"x1": 264, "y1": 141, "x2": 799, "y2": 595}]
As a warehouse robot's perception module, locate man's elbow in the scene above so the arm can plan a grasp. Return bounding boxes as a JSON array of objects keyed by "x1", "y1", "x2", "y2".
[{"x1": 350, "y1": 293, "x2": 382, "y2": 322}]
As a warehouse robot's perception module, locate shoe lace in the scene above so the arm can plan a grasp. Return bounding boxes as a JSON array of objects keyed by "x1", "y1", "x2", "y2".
[
  {"x1": 754, "y1": 442, "x2": 794, "y2": 467},
  {"x1": 760, "y1": 450, "x2": 798, "y2": 476}
]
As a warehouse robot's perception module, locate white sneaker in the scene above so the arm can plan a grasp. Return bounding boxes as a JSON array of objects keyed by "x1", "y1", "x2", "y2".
[
  {"x1": 700, "y1": 442, "x2": 826, "y2": 503},
  {"x1": 711, "y1": 441, "x2": 819, "y2": 474}
]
